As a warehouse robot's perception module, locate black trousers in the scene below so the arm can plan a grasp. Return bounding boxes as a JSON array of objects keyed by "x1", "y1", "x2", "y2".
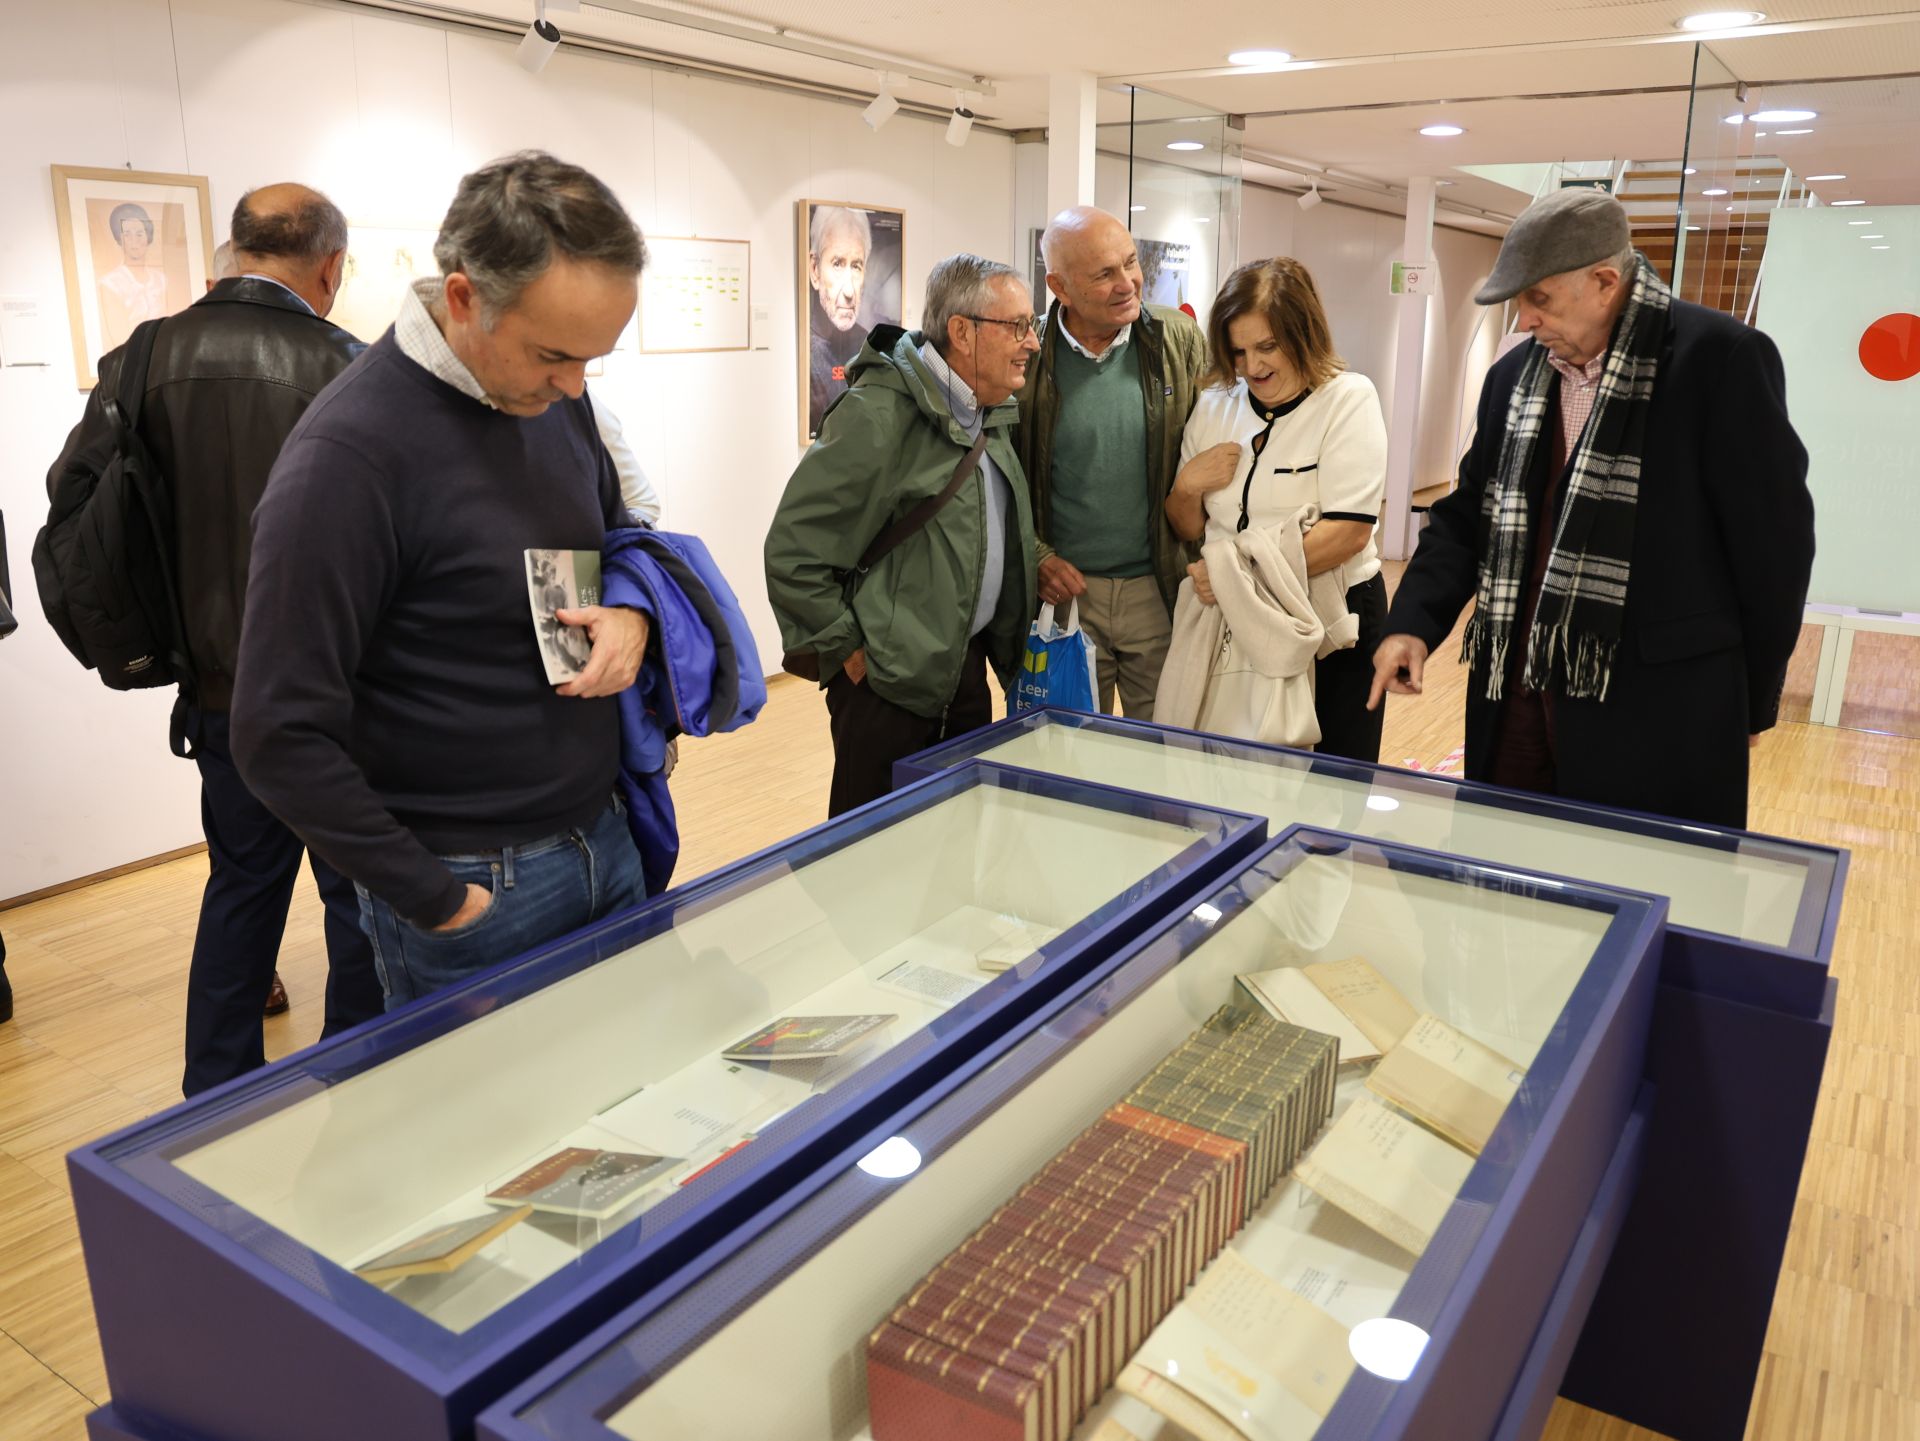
[
  {"x1": 1314, "y1": 571, "x2": 1389, "y2": 764},
  {"x1": 182, "y1": 708, "x2": 383, "y2": 1097},
  {"x1": 824, "y1": 639, "x2": 994, "y2": 818}
]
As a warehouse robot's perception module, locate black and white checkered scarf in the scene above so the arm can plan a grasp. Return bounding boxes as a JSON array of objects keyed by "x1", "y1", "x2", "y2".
[{"x1": 1462, "y1": 254, "x2": 1670, "y2": 703}]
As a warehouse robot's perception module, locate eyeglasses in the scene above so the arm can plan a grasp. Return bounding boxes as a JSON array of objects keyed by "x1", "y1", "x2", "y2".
[{"x1": 966, "y1": 313, "x2": 1039, "y2": 338}]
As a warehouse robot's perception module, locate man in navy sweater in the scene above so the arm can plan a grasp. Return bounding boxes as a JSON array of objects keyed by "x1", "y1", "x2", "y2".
[{"x1": 232, "y1": 152, "x2": 653, "y2": 1007}]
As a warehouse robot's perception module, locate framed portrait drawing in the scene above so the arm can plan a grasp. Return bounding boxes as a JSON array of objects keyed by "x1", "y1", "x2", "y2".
[
  {"x1": 331, "y1": 226, "x2": 442, "y2": 346},
  {"x1": 51, "y1": 165, "x2": 215, "y2": 389},
  {"x1": 796, "y1": 199, "x2": 903, "y2": 444}
]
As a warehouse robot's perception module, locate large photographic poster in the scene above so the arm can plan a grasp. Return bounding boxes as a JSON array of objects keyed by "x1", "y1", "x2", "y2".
[
  {"x1": 51, "y1": 165, "x2": 214, "y2": 389},
  {"x1": 640, "y1": 235, "x2": 750, "y2": 353},
  {"x1": 797, "y1": 199, "x2": 903, "y2": 443}
]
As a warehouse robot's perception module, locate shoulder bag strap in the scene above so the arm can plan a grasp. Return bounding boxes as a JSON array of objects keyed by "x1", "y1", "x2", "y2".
[{"x1": 854, "y1": 431, "x2": 989, "y2": 576}]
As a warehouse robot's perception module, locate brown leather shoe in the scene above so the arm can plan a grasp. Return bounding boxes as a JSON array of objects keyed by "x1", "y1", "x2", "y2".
[{"x1": 264, "y1": 972, "x2": 290, "y2": 1017}]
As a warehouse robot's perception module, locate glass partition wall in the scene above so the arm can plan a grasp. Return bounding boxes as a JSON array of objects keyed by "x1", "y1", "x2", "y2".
[
  {"x1": 1097, "y1": 85, "x2": 1243, "y2": 326},
  {"x1": 1677, "y1": 36, "x2": 1920, "y2": 736}
]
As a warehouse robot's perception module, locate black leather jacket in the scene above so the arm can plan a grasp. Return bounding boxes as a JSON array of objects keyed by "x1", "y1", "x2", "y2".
[{"x1": 48, "y1": 278, "x2": 363, "y2": 708}]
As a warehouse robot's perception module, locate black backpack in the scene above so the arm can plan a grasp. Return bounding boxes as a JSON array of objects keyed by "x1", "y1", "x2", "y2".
[{"x1": 34, "y1": 319, "x2": 199, "y2": 750}]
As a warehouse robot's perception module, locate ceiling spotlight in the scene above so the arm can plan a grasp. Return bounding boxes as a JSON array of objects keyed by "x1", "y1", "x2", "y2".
[
  {"x1": 1677, "y1": 10, "x2": 1765, "y2": 29},
  {"x1": 1227, "y1": 49, "x2": 1293, "y2": 65},
  {"x1": 1833, "y1": 199, "x2": 1867, "y2": 206},
  {"x1": 1703, "y1": 187, "x2": 1729, "y2": 195},
  {"x1": 1420, "y1": 124, "x2": 1465, "y2": 137},
  {"x1": 946, "y1": 103, "x2": 975, "y2": 147},
  {"x1": 1848, "y1": 220, "x2": 1874, "y2": 225},
  {"x1": 515, "y1": 4, "x2": 560, "y2": 73},
  {"x1": 1686, "y1": 225, "x2": 1703, "y2": 231},
  {"x1": 1872, "y1": 245, "x2": 1891, "y2": 250},
  {"x1": 1723, "y1": 114, "x2": 1748, "y2": 125},
  {"x1": 1167, "y1": 140, "x2": 1206, "y2": 152},
  {"x1": 1752, "y1": 109, "x2": 1816, "y2": 123},
  {"x1": 1861, "y1": 234, "x2": 1886, "y2": 239},
  {"x1": 1808, "y1": 173, "x2": 1846, "y2": 180},
  {"x1": 1129, "y1": 204, "x2": 1146, "y2": 212},
  {"x1": 863, "y1": 76, "x2": 899, "y2": 130},
  {"x1": 1776, "y1": 128, "x2": 1813, "y2": 135},
  {"x1": 1297, "y1": 181, "x2": 1324, "y2": 211},
  {"x1": 1684, "y1": 167, "x2": 1698, "y2": 175}
]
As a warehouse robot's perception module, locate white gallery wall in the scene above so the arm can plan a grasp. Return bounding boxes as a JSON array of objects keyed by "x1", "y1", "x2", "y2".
[{"x1": 0, "y1": 0, "x2": 1017, "y2": 901}]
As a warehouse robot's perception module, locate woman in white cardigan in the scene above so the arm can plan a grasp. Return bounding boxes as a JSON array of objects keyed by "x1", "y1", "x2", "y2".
[{"x1": 1163, "y1": 257, "x2": 1390, "y2": 760}]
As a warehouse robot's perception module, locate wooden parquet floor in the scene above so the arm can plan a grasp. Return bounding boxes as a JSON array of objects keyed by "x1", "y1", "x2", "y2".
[{"x1": 1, "y1": 568, "x2": 1914, "y2": 1440}]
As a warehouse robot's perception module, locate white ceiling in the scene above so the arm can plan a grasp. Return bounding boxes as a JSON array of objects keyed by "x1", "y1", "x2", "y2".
[{"x1": 356, "y1": 0, "x2": 1920, "y2": 217}]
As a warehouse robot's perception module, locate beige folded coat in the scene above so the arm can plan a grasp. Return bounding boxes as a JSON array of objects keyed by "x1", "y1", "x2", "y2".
[{"x1": 1154, "y1": 507, "x2": 1360, "y2": 747}]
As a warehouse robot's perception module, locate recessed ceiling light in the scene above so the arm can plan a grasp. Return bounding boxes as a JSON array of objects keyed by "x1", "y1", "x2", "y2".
[
  {"x1": 1703, "y1": 187, "x2": 1729, "y2": 195},
  {"x1": 1833, "y1": 199, "x2": 1867, "y2": 206},
  {"x1": 1872, "y1": 245, "x2": 1891, "y2": 250},
  {"x1": 1776, "y1": 128, "x2": 1813, "y2": 135},
  {"x1": 1724, "y1": 114, "x2": 1748, "y2": 125},
  {"x1": 1227, "y1": 49, "x2": 1292, "y2": 65},
  {"x1": 1419, "y1": 124, "x2": 1465, "y2": 137},
  {"x1": 1808, "y1": 173, "x2": 1845, "y2": 181},
  {"x1": 1684, "y1": 167, "x2": 1698, "y2": 174},
  {"x1": 1167, "y1": 140, "x2": 1205, "y2": 152},
  {"x1": 1848, "y1": 220, "x2": 1874, "y2": 225},
  {"x1": 1686, "y1": 224, "x2": 1704, "y2": 231},
  {"x1": 1861, "y1": 234, "x2": 1885, "y2": 239},
  {"x1": 1726, "y1": 204, "x2": 1736, "y2": 211},
  {"x1": 1751, "y1": 109, "x2": 1816, "y2": 123},
  {"x1": 1677, "y1": 10, "x2": 1765, "y2": 29},
  {"x1": 1129, "y1": 204, "x2": 1146, "y2": 211}
]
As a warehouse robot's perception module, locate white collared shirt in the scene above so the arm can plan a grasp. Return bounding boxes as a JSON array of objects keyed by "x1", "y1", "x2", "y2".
[
  {"x1": 1056, "y1": 313, "x2": 1132, "y2": 366},
  {"x1": 395, "y1": 277, "x2": 495, "y2": 408},
  {"x1": 919, "y1": 338, "x2": 1012, "y2": 637}
]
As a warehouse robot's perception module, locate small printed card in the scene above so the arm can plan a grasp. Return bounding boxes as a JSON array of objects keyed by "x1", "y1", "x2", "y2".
[
  {"x1": 525, "y1": 547, "x2": 602, "y2": 684},
  {"x1": 353, "y1": 1205, "x2": 531, "y2": 1284},
  {"x1": 485, "y1": 1147, "x2": 681, "y2": 1221},
  {"x1": 721, "y1": 1014, "x2": 896, "y2": 1062}
]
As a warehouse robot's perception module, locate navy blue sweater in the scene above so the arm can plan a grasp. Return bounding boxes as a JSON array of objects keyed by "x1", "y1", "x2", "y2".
[{"x1": 231, "y1": 333, "x2": 625, "y2": 926}]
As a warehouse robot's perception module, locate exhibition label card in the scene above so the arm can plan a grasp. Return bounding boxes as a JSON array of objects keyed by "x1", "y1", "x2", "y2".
[
  {"x1": 1365, "y1": 1013, "x2": 1524, "y2": 1155},
  {"x1": 1237, "y1": 966, "x2": 1380, "y2": 1064},
  {"x1": 1299, "y1": 956, "x2": 1419, "y2": 1054},
  {"x1": 1292, "y1": 1095, "x2": 1474, "y2": 1257},
  {"x1": 593, "y1": 1058, "x2": 805, "y2": 1159},
  {"x1": 722, "y1": 1013, "x2": 896, "y2": 1061},
  {"x1": 874, "y1": 958, "x2": 988, "y2": 1008},
  {"x1": 353, "y1": 1205, "x2": 532, "y2": 1284}
]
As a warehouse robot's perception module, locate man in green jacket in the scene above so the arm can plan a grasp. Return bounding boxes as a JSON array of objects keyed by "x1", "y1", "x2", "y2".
[
  {"x1": 766, "y1": 253, "x2": 1041, "y2": 816},
  {"x1": 1014, "y1": 206, "x2": 1210, "y2": 719}
]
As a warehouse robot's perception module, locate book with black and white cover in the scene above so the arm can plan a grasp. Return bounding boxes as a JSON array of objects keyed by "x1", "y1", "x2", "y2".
[{"x1": 524, "y1": 547, "x2": 601, "y2": 683}]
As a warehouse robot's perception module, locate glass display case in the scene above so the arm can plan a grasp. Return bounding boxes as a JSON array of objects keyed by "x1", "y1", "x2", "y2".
[
  {"x1": 69, "y1": 762, "x2": 1268, "y2": 1441},
  {"x1": 481, "y1": 830, "x2": 1666, "y2": 1441},
  {"x1": 896, "y1": 710, "x2": 1844, "y2": 1015}
]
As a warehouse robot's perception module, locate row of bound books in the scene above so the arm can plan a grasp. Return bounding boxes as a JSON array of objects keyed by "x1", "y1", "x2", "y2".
[{"x1": 866, "y1": 1005, "x2": 1339, "y2": 1441}]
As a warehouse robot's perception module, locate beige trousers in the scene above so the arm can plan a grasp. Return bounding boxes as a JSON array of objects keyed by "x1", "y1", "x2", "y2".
[{"x1": 1075, "y1": 575, "x2": 1173, "y2": 720}]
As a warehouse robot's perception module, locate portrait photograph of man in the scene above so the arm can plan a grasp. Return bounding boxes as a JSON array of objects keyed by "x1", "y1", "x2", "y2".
[
  {"x1": 52, "y1": 164, "x2": 214, "y2": 387},
  {"x1": 797, "y1": 199, "x2": 903, "y2": 441}
]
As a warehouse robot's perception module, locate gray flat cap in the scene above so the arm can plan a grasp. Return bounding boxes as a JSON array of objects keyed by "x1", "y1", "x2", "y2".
[{"x1": 1476, "y1": 187, "x2": 1633, "y2": 304}]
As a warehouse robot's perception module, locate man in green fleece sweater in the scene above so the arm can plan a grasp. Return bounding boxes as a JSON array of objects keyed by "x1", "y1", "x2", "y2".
[
  {"x1": 766, "y1": 254, "x2": 1040, "y2": 816},
  {"x1": 1014, "y1": 206, "x2": 1210, "y2": 719}
]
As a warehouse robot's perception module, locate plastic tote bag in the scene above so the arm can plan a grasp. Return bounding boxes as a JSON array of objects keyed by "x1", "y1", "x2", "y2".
[{"x1": 1010, "y1": 600, "x2": 1099, "y2": 714}]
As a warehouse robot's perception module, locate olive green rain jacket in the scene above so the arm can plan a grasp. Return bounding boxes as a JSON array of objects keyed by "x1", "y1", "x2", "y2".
[{"x1": 764, "y1": 325, "x2": 1039, "y2": 721}]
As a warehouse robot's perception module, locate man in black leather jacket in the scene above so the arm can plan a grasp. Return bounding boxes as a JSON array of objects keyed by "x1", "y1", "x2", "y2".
[{"x1": 46, "y1": 184, "x2": 382, "y2": 1095}]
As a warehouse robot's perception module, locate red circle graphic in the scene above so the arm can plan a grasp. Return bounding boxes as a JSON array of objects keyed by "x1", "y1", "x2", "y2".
[{"x1": 1860, "y1": 313, "x2": 1920, "y2": 383}]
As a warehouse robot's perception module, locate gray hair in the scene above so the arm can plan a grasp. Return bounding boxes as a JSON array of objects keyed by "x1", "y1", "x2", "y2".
[
  {"x1": 434, "y1": 151, "x2": 647, "y2": 326},
  {"x1": 923, "y1": 253, "x2": 1024, "y2": 354},
  {"x1": 808, "y1": 205, "x2": 872, "y2": 261},
  {"x1": 211, "y1": 240, "x2": 237, "y2": 280},
  {"x1": 231, "y1": 188, "x2": 348, "y2": 263}
]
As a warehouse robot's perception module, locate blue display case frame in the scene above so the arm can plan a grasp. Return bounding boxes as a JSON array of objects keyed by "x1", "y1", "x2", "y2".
[
  {"x1": 70, "y1": 760, "x2": 1269, "y2": 1441},
  {"x1": 478, "y1": 827, "x2": 1668, "y2": 1441},
  {"x1": 893, "y1": 710, "x2": 1845, "y2": 1441}
]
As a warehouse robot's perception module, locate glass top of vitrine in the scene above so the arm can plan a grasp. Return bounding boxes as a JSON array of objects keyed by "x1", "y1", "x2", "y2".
[
  {"x1": 91, "y1": 763, "x2": 1260, "y2": 1371},
  {"x1": 495, "y1": 829, "x2": 1662, "y2": 1441},
  {"x1": 908, "y1": 711, "x2": 1838, "y2": 954}
]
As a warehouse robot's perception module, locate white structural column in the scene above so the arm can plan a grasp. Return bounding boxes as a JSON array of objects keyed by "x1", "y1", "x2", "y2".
[
  {"x1": 1046, "y1": 70, "x2": 1097, "y2": 220},
  {"x1": 1383, "y1": 176, "x2": 1437, "y2": 561}
]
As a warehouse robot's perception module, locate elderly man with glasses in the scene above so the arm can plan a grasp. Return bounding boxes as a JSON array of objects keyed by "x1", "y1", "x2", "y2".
[{"x1": 766, "y1": 253, "x2": 1042, "y2": 816}]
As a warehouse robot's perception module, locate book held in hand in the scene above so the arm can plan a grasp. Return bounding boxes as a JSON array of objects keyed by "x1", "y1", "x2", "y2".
[
  {"x1": 485, "y1": 1147, "x2": 681, "y2": 1221},
  {"x1": 721, "y1": 1013, "x2": 896, "y2": 1062},
  {"x1": 353, "y1": 1205, "x2": 532, "y2": 1284},
  {"x1": 524, "y1": 547, "x2": 602, "y2": 683}
]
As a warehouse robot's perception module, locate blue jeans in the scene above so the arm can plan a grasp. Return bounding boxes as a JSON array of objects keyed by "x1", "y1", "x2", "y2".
[{"x1": 355, "y1": 799, "x2": 646, "y2": 1009}]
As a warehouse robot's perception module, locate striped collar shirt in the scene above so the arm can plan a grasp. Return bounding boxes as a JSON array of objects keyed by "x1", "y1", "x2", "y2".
[
  {"x1": 395, "y1": 277, "x2": 496, "y2": 408},
  {"x1": 1057, "y1": 314, "x2": 1132, "y2": 366}
]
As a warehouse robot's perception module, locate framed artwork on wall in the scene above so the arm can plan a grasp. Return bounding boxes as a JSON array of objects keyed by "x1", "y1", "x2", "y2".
[
  {"x1": 331, "y1": 226, "x2": 442, "y2": 346},
  {"x1": 639, "y1": 235, "x2": 750, "y2": 353},
  {"x1": 50, "y1": 164, "x2": 215, "y2": 389},
  {"x1": 796, "y1": 199, "x2": 903, "y2": 444}
]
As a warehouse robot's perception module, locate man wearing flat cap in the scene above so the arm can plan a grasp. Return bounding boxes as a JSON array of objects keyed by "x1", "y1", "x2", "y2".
[{"x1": 1368, "y1": 187, "x2": 1814, "y2": 827}]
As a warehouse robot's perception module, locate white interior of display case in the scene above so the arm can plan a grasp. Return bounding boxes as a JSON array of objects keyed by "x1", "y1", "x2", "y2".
[
  {"x1": 967, "y1": 724, "x2": 1810, "y2": 947},
  {"x1": 596, "y1": 852, "x2": 1614, "y2": 1440},
  {"x1": 170, "y1": 782, "x2": 1211, "y2": 1332}
]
